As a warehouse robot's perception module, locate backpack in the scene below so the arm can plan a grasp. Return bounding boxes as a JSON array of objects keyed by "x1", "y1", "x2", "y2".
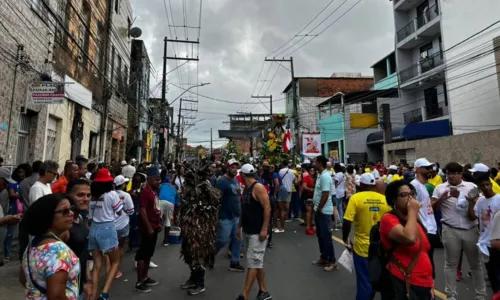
[{"x1": 368, "y1": 210, "x2": 427, "y2": 292}]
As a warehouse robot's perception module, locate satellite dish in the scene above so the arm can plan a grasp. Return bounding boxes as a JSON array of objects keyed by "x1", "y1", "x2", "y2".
[{"x1": 129, "y1": 27, "x2": 142, "y2": 38}]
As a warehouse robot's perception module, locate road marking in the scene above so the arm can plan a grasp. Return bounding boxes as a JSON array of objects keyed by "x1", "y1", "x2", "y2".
[{"x1": 330, "y1": 235, "x2": 447, "y2": 299}]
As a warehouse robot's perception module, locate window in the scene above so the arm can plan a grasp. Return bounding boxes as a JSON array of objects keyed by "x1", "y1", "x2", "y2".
[
  {"x1": 45, "y1": 117, "x2": 58, "y2": 161},
  {"x1": 420, "y1": 42, "x2": 433, "y2": 60},
  {"x1": 89, "y1": 132, "x2": 98, "y2": 159},
  {"x1": 77, "y1": 24, "x2": 85, "y2": 63},
  {"x1": 16, "y1": 115, "x2": 31, "y2": 165},
  {"x1": 114, "y1": 0, "x2": 120, "y2": 14}
]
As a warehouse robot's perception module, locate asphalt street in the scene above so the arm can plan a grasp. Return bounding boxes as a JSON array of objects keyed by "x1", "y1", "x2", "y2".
[{"x1": 0, "y1": 222, "x2": 493, "y2": 299}]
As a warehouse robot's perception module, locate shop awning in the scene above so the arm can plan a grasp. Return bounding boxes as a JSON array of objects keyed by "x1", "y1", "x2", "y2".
[
  {"x1": 402, "y1": 119, "x2": 451, "y2": 140},
  {"x1": 366, "y1": 127, "x2": 405, "y2": 145}
]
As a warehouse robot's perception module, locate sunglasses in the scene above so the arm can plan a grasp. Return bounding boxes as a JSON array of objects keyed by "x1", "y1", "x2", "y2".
[{"x1": 54, "y1": 205, "x2": 77, "y2": 216}]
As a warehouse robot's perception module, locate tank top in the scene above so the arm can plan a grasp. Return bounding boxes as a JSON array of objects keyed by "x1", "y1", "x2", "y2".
[{"x1": 241, "y1": 181, "x2": 264, "y2": 235}]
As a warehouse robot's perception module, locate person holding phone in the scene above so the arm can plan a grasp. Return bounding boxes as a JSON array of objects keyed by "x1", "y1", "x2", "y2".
[{"x1": 431, "y1": 162, "x2": 487, "y2": 300}]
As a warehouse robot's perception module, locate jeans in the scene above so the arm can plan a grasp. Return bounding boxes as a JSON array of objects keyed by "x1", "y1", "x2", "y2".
[
  {"x1": 216, "y1": 217, "x2": 241, "y2": 263},
  {"x1": 334, "y1": 196, "x2": 345, "y2": 223},
  {"x1": 314, "y1": 212, "x2": 335, "y2": 263},
  {"x1": 4, "y1": 225, "x2": 15, "y2": 258},
  {"x1": 288, "y1": 191, "x2": 301, "y2": 219},
  {"x1": 427, "y1": 233, "x2": 440, "y2": 279},
  {"x1": 442, "y1": 224, "x2": 487, "y2": 299},
  {"x1": 353, "y1": 251, "x2": 372, "y2": 300}
]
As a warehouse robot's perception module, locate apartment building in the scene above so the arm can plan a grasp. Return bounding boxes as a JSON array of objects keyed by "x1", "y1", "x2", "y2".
[{"x1": 392, "y1": 0, "x2": 500, "y2": 135}]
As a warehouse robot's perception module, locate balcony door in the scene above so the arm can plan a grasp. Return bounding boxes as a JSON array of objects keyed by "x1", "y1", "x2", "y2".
[
  {"x1": 420, "y1": 42, "x2": 434, "y2": 73},
  {"x1": 424, "y1": 87, "x2": 440, "y2": 119},
  {"x1": 417, "y1": 0, "x2": 430, "y2": 27}
]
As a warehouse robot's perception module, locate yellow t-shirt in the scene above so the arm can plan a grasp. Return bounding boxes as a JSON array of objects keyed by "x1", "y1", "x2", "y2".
[
  {"x1": 390, "y1": 174, "x2": 402, "y2": 183},
  {"x1": 292, "y1": 169, "x2": 299, "y2": 192},
  {"x1": 491, "y1": 178, "x2": 500, "y2": 194},
  {"x1": 343, "y1": 191, "x2": 391, "y2": 258},
  {"x1": 428, "y1": 175, "x2": 443, "y2": 187}
]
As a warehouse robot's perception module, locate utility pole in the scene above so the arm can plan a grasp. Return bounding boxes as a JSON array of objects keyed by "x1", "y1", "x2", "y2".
[
  {"x1": 250, "y1": 95, "x2": 273, "y2": 115},
  {"x1": 210, "y1": 128, "x2": 213, "y2": 156},
  {"x1": 381, "y1": 103, "x2": 392, "y2": 164},
  {"x1": 265, "y1": 57, "x2": 298, "y2": 161},
  {"x1": 158, "y1": 37, "x2": 168, "y2": 164},
  {"x1": 175, "y1": 98, "x2": 197, "y2": 160}
]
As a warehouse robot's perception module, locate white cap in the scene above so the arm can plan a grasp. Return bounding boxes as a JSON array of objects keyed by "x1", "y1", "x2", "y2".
[
  {"x1": 360, "y1": 173, "x2": 376, "y2": 185},
  {"x1": 121, "y1": 160, "x2": 127, "y2": 165},
  {"x1": 114, "y1": 175, "x2": 129, "y2": 186},
  {"x1": 303, "y1": 159, "x2": 311, "y2": 164},
  {"x1": 389, "y1": 165, "x2": 398, "y2": 171},
  {"x1": 414, "y1": 158, "x2": 433, "y2": 168},
  {"x1": 469, "y1": 163, "x2": 489, "y2": 173},
  {"x1": 241, "y1": 164, "x2": 256, "y2": 176},
  {"x1": 227, "y1": 158, "x2": 239, "y2": 166},
  {"x1": 131, "y1": 158, "x2": 137, "y2": 163},
  {"x1": 340, "y1": 163, "x2": 345, "y2": 167},
  {"x1": 296, "y1": 164, "x2": 302, "y2": 169}
]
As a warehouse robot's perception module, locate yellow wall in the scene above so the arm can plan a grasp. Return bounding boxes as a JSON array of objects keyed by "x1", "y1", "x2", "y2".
[{"x1": 350, "y1": 113, "x2": 378, "y2": 128}]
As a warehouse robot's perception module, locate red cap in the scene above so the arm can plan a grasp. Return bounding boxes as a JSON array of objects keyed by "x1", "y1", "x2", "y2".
[
  {"x1": 93, "y1": 168, "x2": 114, "y2": 182},
  {"x1": 492, "y1": 292, "x2": 500, "y2": 300}
]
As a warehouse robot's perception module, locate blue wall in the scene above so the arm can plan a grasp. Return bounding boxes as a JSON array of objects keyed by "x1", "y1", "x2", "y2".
[
  {"x1": 374, "y1": 73, "x2": 398, "y2": 90},
  {"x1": 318, "y1": 113, "x2": 344, "y2": 149}
]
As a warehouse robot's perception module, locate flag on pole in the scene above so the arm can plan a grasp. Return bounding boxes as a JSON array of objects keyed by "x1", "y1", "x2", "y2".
[{"x1": 283, "y1": 128, "x2": 294, "y2": 152}]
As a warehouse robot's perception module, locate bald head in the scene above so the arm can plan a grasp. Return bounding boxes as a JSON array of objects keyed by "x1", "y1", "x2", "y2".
[{"x1": 326, "y1": 162, "x2": 332, "y2": 168}]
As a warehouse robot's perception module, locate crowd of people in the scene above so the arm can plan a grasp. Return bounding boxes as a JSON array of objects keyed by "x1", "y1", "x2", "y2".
[{"x1": 1, "y1": 153, "x2": 500, "y2": 299}]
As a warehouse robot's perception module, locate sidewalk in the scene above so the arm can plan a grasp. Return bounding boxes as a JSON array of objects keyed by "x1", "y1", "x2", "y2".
[{"x1": 0, "y1": 260, "x2": 25, "y2": 300}]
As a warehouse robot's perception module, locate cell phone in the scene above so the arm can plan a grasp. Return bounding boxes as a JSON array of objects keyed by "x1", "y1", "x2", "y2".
[{"x1": 468, "y1": 188, "x2": 480, "y2": 199}]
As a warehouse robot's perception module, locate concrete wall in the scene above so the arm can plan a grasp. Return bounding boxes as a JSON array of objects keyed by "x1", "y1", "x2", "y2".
[
  {"x1": 384, "y1": 128, "x2": 500, "y2": 167},
  {"x1": 441, "y1": 0, "x2": 500, "y2": 135}
]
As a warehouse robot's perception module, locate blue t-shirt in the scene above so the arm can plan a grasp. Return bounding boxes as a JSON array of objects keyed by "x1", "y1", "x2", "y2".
[
  {"x1": 313, "y1": 170, "x2": 334, "y2": 215},
  {"x1": 216, "y1": 175, "x2": 241, "y2": 220},
  {"x1": 8, "y1": 182, "x2": 20, "y2": 194},
  {"x1": 158, "y1": 183, "x2": 181, "y2": 206}
]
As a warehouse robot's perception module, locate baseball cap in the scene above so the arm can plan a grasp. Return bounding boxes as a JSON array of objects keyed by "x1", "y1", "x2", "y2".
[
  {"x1": 303, "y1": 159, "x2": 311, "y2": 164},
  {"x1": 0, "y1": 167, "x2": 15, "y2": 184},
  {"x1": 131, "y1": 158, "x2": 137, "y2": 163},
  {"x1": 389, "y1": 165, "x2": 398, "y2": 171},
  {"x1": 241, "y1": 164, "x2": 256, "y2": 177},
  {"x1": 114, "y1": 175, "x2": 129, "y2": 186},
  {"x1": 121, "y1": 160, "x2": 127, "y2": 165},
  {"x1": 93, "y1": 168, "x2": 114, "y2": 182},
  {"x1": 414, "y1": 158, "x2": 433, "y2": 168},
  {"x1": 227, "y1": 159, "x2": 240, "y2": 167},
  {"x1": 296, "y1": 164, "x2": 302, "y2": 169},
  {"x1": 147, "y1": 167, "x2": 160, "y2": 178},
  {"x1": 359, "y1": 173, "x2": 376, "y2": 186},
  {"x1": 469, "y1": 163, "x2": 489, "y2": 173},
  {"x1": 340, "y1": 163, "x2": 345, "y2": 167}
]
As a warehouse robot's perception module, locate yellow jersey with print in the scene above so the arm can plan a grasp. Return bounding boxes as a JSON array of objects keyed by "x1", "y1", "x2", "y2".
[
  {"x1": 428, "y1": 175, "x2": 443, "y2": 187},
  {"x1": 343, "y1": 191, "x2": 391, "y2": 258},
  {"x1": 390, "y1": 174, "x2": 402, "y2": 183}
]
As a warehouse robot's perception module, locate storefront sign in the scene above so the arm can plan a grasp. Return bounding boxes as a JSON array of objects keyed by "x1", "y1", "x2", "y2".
[
  {"x1": 30, "y1": 82, "x2": 65, "y2": 104},
  {"x1": 302, "y1": 132, "x2": 321, "y2": 158},
  {"x1": 112, "y1": 122, "x2": 123, "y2": 140}
]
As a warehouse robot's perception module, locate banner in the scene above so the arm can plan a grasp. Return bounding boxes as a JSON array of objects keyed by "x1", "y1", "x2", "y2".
[{"x1": 302, "y1": 132, "x2": 321, "y2": 158}]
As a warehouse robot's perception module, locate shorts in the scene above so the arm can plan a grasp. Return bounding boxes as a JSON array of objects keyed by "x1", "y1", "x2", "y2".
[
  {"x1": 304, "y1": 199, "x2": 314, "y2": 206},
  {"x1": 135, "y1": 231, "x2": 158, "y2": 261},
  {"x1": 116, "y1": 224, "x2": 130, "y2": 239},
  {"x1": 88, "y1": 221, "x2": 118, "y2": 253},
  {"x1": 244, "y1": 234, "x2": 267, "y2": 269},
  {"x1": 277, "y1": 192, "x2": 292, "y2": 203},
  {"x1": 160, "y1": 201, "x2": 175, "y2": 227}
]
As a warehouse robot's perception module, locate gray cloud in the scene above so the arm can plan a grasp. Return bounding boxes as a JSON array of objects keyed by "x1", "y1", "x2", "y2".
[{"x1": 130, "y1": 0, "x2": 395, "y2": 148}]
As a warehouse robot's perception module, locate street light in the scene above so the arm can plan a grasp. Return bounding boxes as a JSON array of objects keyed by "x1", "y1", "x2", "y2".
[{"x1": 169, "y1": 82, "x2": 210, "y2": 105}]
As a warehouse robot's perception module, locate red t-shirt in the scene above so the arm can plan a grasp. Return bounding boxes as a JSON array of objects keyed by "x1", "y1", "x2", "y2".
[
  {"x1": 379, "y1": 214, "x2": 434, "y2": 288},
  {"x1": 139, "y1": 185, "x2": 161, "y2": 234},
  {"x1": 302, "y1": 174, "x2": 314, "y2": 199}
]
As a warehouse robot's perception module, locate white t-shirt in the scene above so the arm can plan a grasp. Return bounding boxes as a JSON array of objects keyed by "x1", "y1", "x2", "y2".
[
  {"x1": 355, "y1": 174, "x2": 361, "y2": 186},
  {"x1": 89, "y1": 191, "x2": 123, "y2": 223},
  {"x1": 411, "y1": 179, "x2": 437, "y2": 234},
  {"x1": 490, "y1": 210, "x2": 500, "y2": 243},
  {"x1": 371, "y1": 169, "x2": 381, "y2": 179},
  {"x1": 114, "y1": 190, "x2": 135, "y2": 230},
  {"x1": 335, "y1": 172, "x2": 346, "y2": 198},
  {"x1": 175, "y1": 176, "x2": 185, "y2": 190},
  {"x1": 279, "y1": 168, "x2": 295, "y2": 193},
  {"x1": 474, "y1": 194, "x2": 500, "y2": 256},
  {"x1": 29, "y1": 181, "x2": 52, "y2": 205}
]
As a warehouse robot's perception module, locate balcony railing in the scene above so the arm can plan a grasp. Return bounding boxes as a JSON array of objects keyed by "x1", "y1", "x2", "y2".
[
  {"x1": 399, "y1": 50, "x2": 444, "y2": 83},
  {"x1": 403, "y1": 108, "x2": 423, "y2": 124},
  {"x1": 417, "y1": 4, "x2": 439, "y2": 29},
  {"x1": 397, "y1": 4, "x2": 439, "y2": 43},
  {"x1": 397, "y1": 20, "x2": 415, "y2": 43}
]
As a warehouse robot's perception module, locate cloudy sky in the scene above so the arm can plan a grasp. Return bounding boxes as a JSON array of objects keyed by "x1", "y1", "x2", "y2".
[{"x1": 130, "y1": 0, "x2": 395, "y2": 148}]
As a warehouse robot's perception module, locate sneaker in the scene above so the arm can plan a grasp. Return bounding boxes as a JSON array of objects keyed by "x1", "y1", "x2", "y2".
[
  {"x1": 228, "y1": 262, "x2": 245, "y2": 272},
  {"x1": 240, "y1": 252, "x2": 244, "y2": 258},
  {"x1": 324, "y1": 264, "x2": 339, "y2": 272},
  {"x1": 275, "y1": 229, "x2": 285, "y2": 233},
  {"x1": 97, "y1": 295, "x2": 109, "y2": 300},
  {"x1": 236, "y1": 295, "x2": 246, "y2": 300},
  {"x1": 163, "y1": 240, "x2": 170, "y2": 247},
  {"x1": 257, "y1": 290, "x2": 273, "y2": 300},
  {"x1": 285, "y1": 219, "x2": 293, "y2": 223},
  {"x1": 272, "y1": 228, "x2": 280, "y2": 233},
  {"x1": 456, "y1": 269, "x2": 463, "y2": 281},
  {"x1": 306, "y1": 228, "x2": 315, "y2": 235},
  {"x1": 267, "y1": 242, "x2": 274, "y2": 249},
  {"x1": 115, "y1": 271, "x2": 123, "y2": 279},
  {"x1": 143, "y1": 277, "x2": 159, "y2": 287},
  {"x1": 188, "y1": 285, "x2": 205, "y2": 295},
  {"x1": 135, "y1": 282, "x2": 152, "y2": 293},
  {"x1": 181, "y1": 279, "x2": 197, "y2": 290},
  {"x1": 149, "y1": 261, "x2": 158, "y2": 268},
  {"x1": 467, "y1": 270, "x2": 472, "y2": 278}
]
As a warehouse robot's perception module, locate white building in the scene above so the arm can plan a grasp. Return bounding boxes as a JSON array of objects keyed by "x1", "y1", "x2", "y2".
[{"x1": 392, "y1": 0, "x2": 500, "y2": 134}]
